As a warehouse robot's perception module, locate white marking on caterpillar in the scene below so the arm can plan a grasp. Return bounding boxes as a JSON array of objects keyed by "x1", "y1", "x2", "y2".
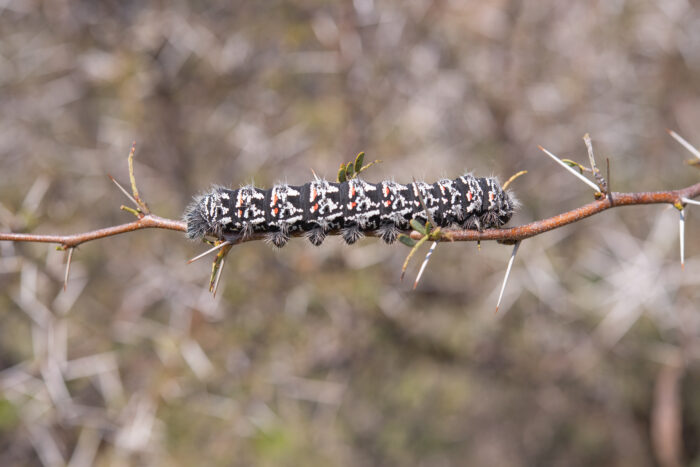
[{"x1": 184, "y1": 174, "x2": 516, "y2": 247}]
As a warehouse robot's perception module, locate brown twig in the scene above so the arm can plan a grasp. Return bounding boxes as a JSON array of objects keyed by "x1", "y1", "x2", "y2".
[
  {"x1": 410, "y1": 183, "x2": 700, "y2": 242},
  {"x1": 0, "y1": 215, "x2": 185, "y2": 249},
  {"x1": 0, "y1": 183, "x2": 698, "y2": 249}
]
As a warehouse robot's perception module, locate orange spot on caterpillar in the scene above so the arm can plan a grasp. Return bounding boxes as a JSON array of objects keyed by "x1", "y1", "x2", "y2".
[
  {"x1": 351, "y1": 202, "x2": 357, "y2": 209},
  {"x1": 273, "y1": 208, "x2": 279, "y2": 216},
  {"x1": 350, "y1": 187, "x2": 356, "y2": 197},
  {"x1": 384, "y1": 186, "x2": 389, "y2": 196},
  {"x1": 311, "y1": 188, "x2": 317, "y2": 201},
  {"x1": 238, "y1": 209, "x2": 242, "y2": 217},
  {"x1": 384, "y1": 200, "x2": 391, "y2": 206},
  {"x1": 272, "y1": 194, "x2": 278, "y2": 205}
]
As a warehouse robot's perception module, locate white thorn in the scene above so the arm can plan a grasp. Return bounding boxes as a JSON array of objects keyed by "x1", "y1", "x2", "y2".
[
  {"x1": 538, "y1": 146, "x2": 601, "y2": 192},
  {"x1": 212, "y1": 255, "x2": 226, "y2": 297},
  {"x1": 668, "y1": 130, "x2": 700, "y2": 160},
  {"x1": 583, "y1": 133, "x2": 599, "y2": 173},
  {"x1": 413, "y1": 242, "x2": 437, "y2": 290},
  {"x1": 681, "y1": 197, "x2": 700, "y2": 206},
  {"x1": 187, "y1": 241, "x2": 231, "y2": 264},
  {"x1": 63, "y1": 247, "x2": 74, "y2": 292},
  {"x1": 109, "y1": 176, "x2": 140, "y2": 208},
  {"x1": 680, "y1": 209, "x2": 685, "y2": 270},
  {"x1": 496, "y1": 241, "x2": 521, "y2": 313}
]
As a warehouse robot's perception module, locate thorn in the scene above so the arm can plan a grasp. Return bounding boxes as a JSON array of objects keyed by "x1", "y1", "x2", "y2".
[
  {"x1": 413, "y1": 242, "x2": 437, "y2": 290},
  {"x1": 208, "y1": 242, "x2": 232, "y2": 295},
  {"x1": 583, "y1": 133, "x2": 599, "y2": 174},
  {"x1": 109, "y1": 175, "x2": 140, "y2": 208},
  {"x1": 311, "y1": 168, "x2": 320, "y2": 181},
  {"x1": 400, "y1": 234, "x2": 428, "y2": 281},
  {"x1": 583, "y1": 133, "x2": 608, "y2": 193},
  {"x1": 495, "y1": 240, "x2": 521, "y2": 313},
  {"x1": 187, "y1": 241, "x2": 232, "y2": 264},
  {"x1": 681, "y1": 197, "x2": 700, "y2": 207},
  {"x1": 502, "y1": 170, "x2": 528, "y2": 191},
  {"x1": 668, "y1": 129, "x2": 700, "y2": 160},
  {"x1": 539, "y1": 145, "x2": 601, "y2": 192},
  {"x1": 63, "y1": 247, "x2": 74, "y2": 292},
  {"x1": 680, "y1": 209, "x2": 685, "y2": 270},
  {"x1": 211, "y1": 254, "x2": 226, "y2": 297}
]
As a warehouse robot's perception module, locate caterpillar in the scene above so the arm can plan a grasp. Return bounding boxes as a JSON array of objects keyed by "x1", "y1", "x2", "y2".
[{"x1": 184, "y1": 174, "x2": 516, "y2": 248}]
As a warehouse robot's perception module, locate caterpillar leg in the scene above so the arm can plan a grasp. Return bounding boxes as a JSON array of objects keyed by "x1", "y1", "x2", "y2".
[
  {"x1": 306, "y1": 227, "x2": 326, "y2": 246},
  {"x1": 266, "y1": 230, "x2": 289, "y2": 248},
  {"x1": 377, "y1": 222, "x2": 400, "y2": 244},
  {"x1": 463, "y1": 216, "x2": 481, "y2": 231},
  {"x1": 341, "y1": 224, "x2": 364, "y2": 245}
]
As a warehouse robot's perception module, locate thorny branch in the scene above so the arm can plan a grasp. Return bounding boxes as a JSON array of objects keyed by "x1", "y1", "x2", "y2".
[
  {"x1": 410, "y1": 183, "x2": 700, "y2": 243},
  {"x1": 0, "y1": 215, "x2": 186, "y2": 249},
  {"x1": 0, "y1": 136, "x2": 698, "y2": 294},
  {"x1": 1, "y1": 183, "x2": 698, "y2": 247}
]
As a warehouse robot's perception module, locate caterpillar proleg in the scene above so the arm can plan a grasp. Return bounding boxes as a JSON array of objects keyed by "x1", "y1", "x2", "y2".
[{"x1": 185, "y1": 174, "x2": 516, "y2": 247}]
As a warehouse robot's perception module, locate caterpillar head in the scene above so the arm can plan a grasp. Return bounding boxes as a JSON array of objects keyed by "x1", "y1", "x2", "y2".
[{"x1": 184, "y1": 187, "x2": 229, "y2": 240}]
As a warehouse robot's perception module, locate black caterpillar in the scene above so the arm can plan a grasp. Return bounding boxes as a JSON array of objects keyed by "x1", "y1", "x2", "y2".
[{"x1": 185, "y1": 174, "x2": 516, "y2": 248}]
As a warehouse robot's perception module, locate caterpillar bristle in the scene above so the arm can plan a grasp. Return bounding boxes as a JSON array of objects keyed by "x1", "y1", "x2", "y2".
[
  {"x1": 185, "y1": 173, "x2": 516, "y2": 249},
  {"x1": 377, "y1": 223, "x2": 399, "y2": 244},
  {"x1": 307, "y1": 228, "x2": 326, "y2": 246},
  {"x1": 341, "y1": 225, "x2": 364, "y2": 245},
  {"x1": 266, "y1": 231, "x2": 289, "y2": 249}
]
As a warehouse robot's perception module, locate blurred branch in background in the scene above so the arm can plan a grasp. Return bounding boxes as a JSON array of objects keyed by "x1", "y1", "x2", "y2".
[{"x1": 2, "y1": 2, "x2": 700, "y2": 465}]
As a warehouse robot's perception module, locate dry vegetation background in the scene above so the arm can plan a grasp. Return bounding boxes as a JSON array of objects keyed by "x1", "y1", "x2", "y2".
[{"x1": 1, "y1": 1, "x2": 700, "y2": 466}]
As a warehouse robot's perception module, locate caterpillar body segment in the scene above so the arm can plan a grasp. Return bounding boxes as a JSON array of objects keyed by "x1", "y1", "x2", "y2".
[{"x1": 185, "y1": 175, "x2": 516, "y2": 247}]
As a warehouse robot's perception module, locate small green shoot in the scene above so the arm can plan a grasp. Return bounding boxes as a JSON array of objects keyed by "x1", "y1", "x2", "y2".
[
  {"x1": 336, "y1": 152, "x2": 382, "y2": 182},
  {"x1": 561, "y1": 159, "x2": 588, "y2": 174}
]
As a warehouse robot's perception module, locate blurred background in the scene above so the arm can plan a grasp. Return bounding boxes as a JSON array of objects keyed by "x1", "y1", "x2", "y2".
[{"x1": 1, "y1": 1, "x2": 700, "y2": 465}]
